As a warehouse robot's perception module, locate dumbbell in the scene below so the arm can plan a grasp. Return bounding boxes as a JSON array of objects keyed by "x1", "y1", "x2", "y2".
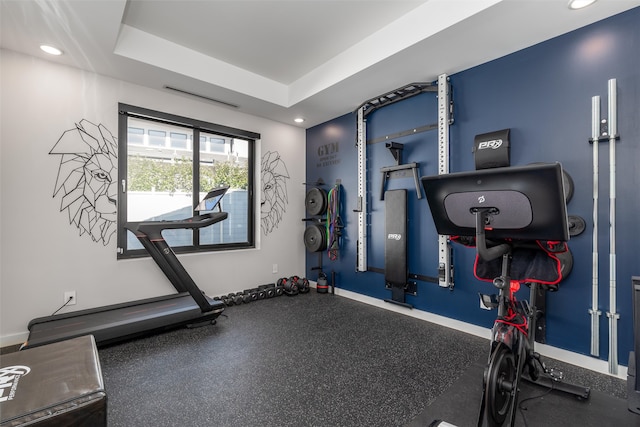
[
  {"x1": 287, "y1": 276, "x2": 309, "y2": 294},
  {"x1": 258, "y1": 283, "x2": 276, "y2": 298},
  {"x1": 298, "y1": 277, "x2": 310, "y2": 294},
  {"x1": 244, "y1": 288, "x2": 259, "y2": 302},
  {"x1": 232, "y1": 293, "x2": 244, "y2": 305},
  {"x1": 281, "y1": 277, "x2": 299, "y2": 296},
  {"x1": 240, "y1": 291, "x2": 252, "y2": 303}
]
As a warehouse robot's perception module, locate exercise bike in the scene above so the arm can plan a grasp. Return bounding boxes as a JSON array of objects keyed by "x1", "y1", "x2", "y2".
[
  {"x1": 473, "y1": 210, "x2": 592, "y2": 426},
  {"x1": 422, "y1": 163, "x2": 590, "y2": 427}
]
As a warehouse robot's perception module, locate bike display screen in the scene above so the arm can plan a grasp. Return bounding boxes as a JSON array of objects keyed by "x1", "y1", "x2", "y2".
[{"x1": 422, "y1": 163, "x2": 569, "y2": 241}]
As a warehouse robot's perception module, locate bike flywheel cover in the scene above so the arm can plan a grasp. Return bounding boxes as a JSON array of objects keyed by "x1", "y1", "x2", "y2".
[{"x1": 485, "y1": 343, "x2": 517, "y2": 427}]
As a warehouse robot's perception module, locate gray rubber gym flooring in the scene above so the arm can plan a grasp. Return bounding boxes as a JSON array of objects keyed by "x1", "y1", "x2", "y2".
[{"x1": 99, "y1": 290, "x2": 633, "y2": 426}]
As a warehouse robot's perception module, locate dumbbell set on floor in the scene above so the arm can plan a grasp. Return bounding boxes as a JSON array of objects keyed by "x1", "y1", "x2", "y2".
[
  {"x1": 214, "y1": 276, "x2": 310, "y2": 307},
  {"x1": 277, "y1": 275, "x2": 310, "y2": 296}
]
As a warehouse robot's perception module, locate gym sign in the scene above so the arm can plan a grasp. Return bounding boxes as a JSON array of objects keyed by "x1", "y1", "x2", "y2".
[
  {"x1": 0, "y1": 365, "x2": 31, "y2": 403},
  {"x1": 316, "y1": 141, "x2": 341, "y2": 168}
]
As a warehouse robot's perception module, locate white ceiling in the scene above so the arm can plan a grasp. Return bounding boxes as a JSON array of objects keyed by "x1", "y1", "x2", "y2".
[{"x1": 2, "y1": 0, "x2": 639, "y2": 128}]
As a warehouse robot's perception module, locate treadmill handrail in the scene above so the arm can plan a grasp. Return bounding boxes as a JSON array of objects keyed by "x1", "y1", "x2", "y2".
[
  {"x1": 125, "y1": 211, "x2": 229, "y2": 313},
  {"x1": 128, "y1": 211, "x2": 228, "y2": 236}
]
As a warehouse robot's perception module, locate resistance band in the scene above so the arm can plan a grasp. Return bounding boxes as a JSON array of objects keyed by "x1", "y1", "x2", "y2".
[{"x1": 326, "y1": 184, "x2": 342, "y2": 260}]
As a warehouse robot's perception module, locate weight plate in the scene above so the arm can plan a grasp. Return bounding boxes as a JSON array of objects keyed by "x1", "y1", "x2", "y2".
[
  {"x1": 562, "y1": 169, "x2": 574, "y2": 203},
  {"x1": 568, "y1": 215, "x2": 586, "y2": 236},
  {"x1": 303, "y1": 223, "x2": 327, "y2": 252},
  {"x1": 529, "y1": 163, "x2": 574, "y2": 203},
  {"x1": 305, "y1": 187, "x2": 328, "y2": 216},
  {"x1": 556, "y1": 247, "x2": 573, "y2": 286}
]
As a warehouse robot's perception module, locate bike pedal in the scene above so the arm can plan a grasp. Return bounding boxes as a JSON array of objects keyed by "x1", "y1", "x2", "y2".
[
  {"x1": 479, "y1": 293, "x2": 498, "y2": 310},
  {"x1": 547, "y1": 368, "x2": 564, "y2": 381}
]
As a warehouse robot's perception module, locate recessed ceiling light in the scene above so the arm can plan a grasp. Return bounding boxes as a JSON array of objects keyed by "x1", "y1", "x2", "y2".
[
  {"x1": 294, "y1": 118, "x2": 305, "y2": 123},
  {"x1": 40, "y1": 45, "x2": 63, "y2": 55},
  {"x1": 568, "y1": 0, "x2": 597, "y2": 10}
]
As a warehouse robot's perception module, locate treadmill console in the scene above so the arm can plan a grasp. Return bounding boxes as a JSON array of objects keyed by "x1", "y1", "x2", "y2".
[{"x1": 196, "y1": 186, "x2": 229, "y2": 212}]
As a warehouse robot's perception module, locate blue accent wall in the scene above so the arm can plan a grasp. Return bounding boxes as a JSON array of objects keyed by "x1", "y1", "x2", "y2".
[{"x1": 306, "y1": 8, "x2": 640, "y2": 364}]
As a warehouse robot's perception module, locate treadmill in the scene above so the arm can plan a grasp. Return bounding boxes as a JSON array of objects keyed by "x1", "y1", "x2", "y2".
[{"x1": 22, "y1": 187, "x2": 230, "y2": 350}]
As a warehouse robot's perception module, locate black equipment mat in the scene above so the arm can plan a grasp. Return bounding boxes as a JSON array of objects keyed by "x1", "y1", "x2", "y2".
[{"x1": 406, "y1": 357, "x2": 638, "y2": 427}]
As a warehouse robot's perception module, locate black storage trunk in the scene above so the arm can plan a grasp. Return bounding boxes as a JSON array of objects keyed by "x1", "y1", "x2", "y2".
[{"x1": 0, "y1": 335, "x2": 106, "y2": 426}]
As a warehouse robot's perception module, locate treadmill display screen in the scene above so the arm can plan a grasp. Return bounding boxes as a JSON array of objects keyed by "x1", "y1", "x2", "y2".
[{"x1": 195, "y1": 186, "x2": 229, "y2": 212}]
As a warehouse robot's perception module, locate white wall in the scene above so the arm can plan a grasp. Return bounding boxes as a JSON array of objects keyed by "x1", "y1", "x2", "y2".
[{"x1": 0, "y1": 49, "x2": 307, "y2": 346}]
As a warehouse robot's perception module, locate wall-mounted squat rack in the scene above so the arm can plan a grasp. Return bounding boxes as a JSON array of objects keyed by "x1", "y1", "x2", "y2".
[
  {"x1": 354, "y1": 74, "x2": 454, "y2": 289},
  {"x1": 436, "y1": 74, "x2": 454, "y2": 289}
]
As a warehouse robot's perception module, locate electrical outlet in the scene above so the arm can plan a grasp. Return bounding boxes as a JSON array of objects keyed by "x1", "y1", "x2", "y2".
[
  {"x1": 64, "y1": 291, "x2": 77, "y2": 306},
  {"x1": 272, "y1": 263, "x2": 278, "y2": 274}
]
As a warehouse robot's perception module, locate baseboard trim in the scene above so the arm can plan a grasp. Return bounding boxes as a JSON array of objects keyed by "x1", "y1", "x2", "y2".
[
  {"x1": 332, "y1": 287, "x2": 627, "y2": 380},
  {"x1": 0, "y1": 332, "x2": 28, "y2": 349}
]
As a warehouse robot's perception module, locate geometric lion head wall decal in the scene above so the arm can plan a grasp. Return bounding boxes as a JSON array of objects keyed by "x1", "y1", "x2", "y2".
[
  {"x1": 260, "y1": 150, "x2": 290, "y2": 235},
  {"x1": 49, "y1": 119, "x2": 118, "y2": 246}
]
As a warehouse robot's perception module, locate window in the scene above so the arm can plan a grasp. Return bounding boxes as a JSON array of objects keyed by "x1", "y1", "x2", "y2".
[
  {"x1": 209, "y1": 137, "x2": 226, "y2": 153},
  {"x1": 148, "y1": 129, "x2": 166, "y2": 147},
  {"x1": 170, "y1": 132, "x2": 188, "y2": 150},
  {"x1": 128, "y1": 127, "x2": 144, "y2": 144},
  {"x1": 117, "y1": 103, "x2": 258, "y2": 258}
]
